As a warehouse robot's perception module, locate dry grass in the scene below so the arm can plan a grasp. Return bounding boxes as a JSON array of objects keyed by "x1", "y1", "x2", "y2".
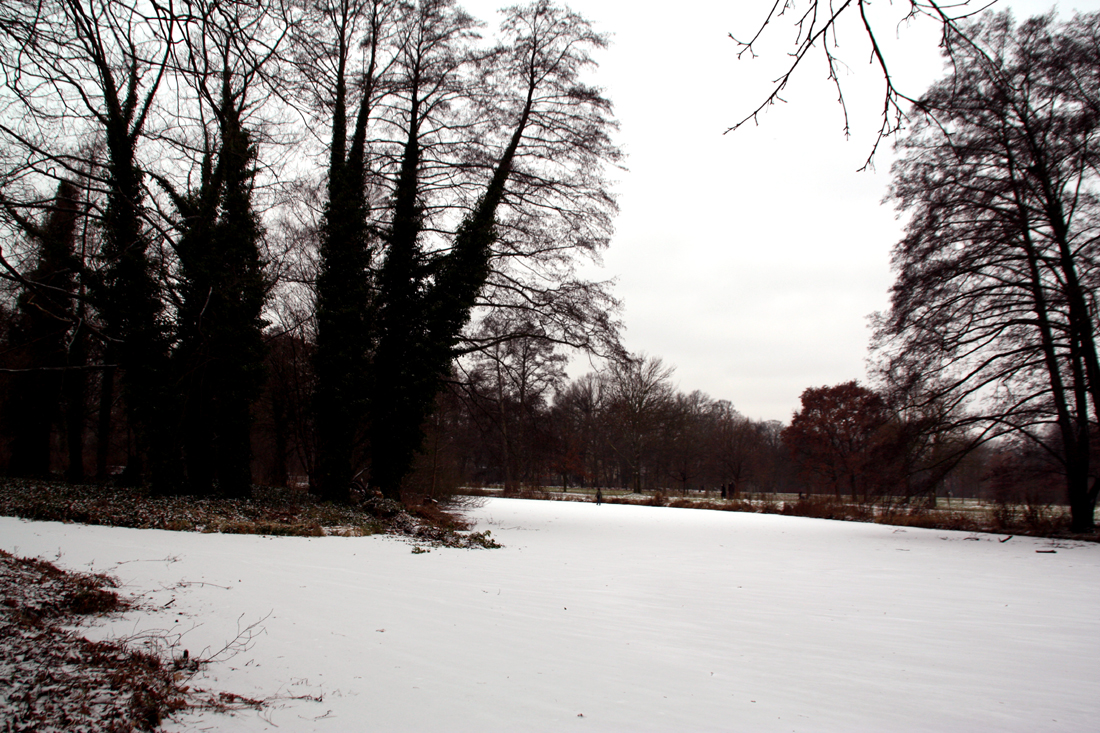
[
  {"x1": 0, "y1": 549, "x2": 190, "y2": 732},
  {"x1": 407, "y1": 500, "x2": 471, "y2": 531}
]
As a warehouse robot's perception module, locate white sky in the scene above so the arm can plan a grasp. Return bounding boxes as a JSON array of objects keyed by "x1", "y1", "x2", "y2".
[{"x1": 466, "y1": 0, "x2": 1100, "y2": 422}]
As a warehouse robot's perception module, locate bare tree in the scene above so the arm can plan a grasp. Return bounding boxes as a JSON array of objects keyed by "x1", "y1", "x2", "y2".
[
  {"x1": 707, "y1": 401, "x2": 758, "y2": 497},
  {"x1": 604, "y1": 355, "x2": 675, "y2": 493},
  {"x1": 873, "y1": 12, "x2": 1100, "y2": 530},
  {"x1": 665, "y1": 389, "x2": 712, "y2": 495},
  {"x1": 730, "y1": 0, "x2": 993, "y2": 166},
  {"x1": 462, "y1": 315, "x2": 566, "y2": 490},
  {"x1": 549, "y1": 370, "x2": 609, "y2": 488}
]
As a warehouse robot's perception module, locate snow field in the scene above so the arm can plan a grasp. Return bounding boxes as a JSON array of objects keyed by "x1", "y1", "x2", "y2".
[{"x1": 1, "y1": 497, "x2": 1097, "y2": 732}]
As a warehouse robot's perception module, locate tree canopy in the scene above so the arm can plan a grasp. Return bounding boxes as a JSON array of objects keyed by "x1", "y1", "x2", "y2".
[{"x1": 874, "y1": 11, "x2": 1100, "y2": 531}]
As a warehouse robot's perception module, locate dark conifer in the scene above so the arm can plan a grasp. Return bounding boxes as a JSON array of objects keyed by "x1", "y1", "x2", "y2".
[
  {"x1": 311, "y1": 0, "x2": 385, "y2": 504},
  {"x1": 173, "y1": 71, "x2": 268, "y2": 498},
  {"x1": 6, "y1": 180, "x2": 81, "y2": 478}
]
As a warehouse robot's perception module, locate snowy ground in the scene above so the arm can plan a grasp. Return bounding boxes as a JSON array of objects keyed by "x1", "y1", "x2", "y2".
[{"x1": 2, "y1": 498, "x2": 1097, "y2": 732}]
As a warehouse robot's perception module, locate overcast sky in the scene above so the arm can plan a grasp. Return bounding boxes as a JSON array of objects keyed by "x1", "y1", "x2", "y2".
[{"x1": 466, "y1": 0, "x2": 1100, "y2": 422}]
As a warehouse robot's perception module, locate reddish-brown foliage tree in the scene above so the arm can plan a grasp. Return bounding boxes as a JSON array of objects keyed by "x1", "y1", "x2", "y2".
[{"x1": 783, "y1": 382, "x2": 890, "y2": 501}]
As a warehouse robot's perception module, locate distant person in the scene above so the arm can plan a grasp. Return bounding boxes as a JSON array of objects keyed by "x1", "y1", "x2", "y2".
[{"x1": 596, "y1": 488, "x2": 602, "y2": 506}]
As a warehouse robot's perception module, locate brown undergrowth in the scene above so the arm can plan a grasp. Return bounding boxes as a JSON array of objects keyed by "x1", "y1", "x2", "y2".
[
  {"x1": 0, "y1": 549, "x2": 280, "y2": 731},
  {"x1": 0, "y1": 549, "x2": 189, "y2": 731},
  {"x1": 0, "y1": 479, "x2": 498, "y2": 549}
]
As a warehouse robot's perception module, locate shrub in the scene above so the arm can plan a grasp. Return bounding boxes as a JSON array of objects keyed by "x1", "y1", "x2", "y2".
[
  {"x1": 408, "y1": 500, "x2": 471, "y2": 532},
  {"x1": 780, "y1": 497, "x2": 872, "y2": 522}
]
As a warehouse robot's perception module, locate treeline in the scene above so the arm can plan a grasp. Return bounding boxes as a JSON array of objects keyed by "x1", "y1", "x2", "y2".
[
  {"x1": 0, "y1": 0, "x2": 621, "y2": 502},
  {"x1": 409, "y1": 358, "x2": 1059, "y2": 510},
  {"x1": 418, "y1": 354, "x2": 797, "y2": 496},
  {"x1": 702, "y1": 10, "x2": 1100, "y2": 534},
  {"x1": 779, "y1": 381, "x2": 1067, "y2": 510}
]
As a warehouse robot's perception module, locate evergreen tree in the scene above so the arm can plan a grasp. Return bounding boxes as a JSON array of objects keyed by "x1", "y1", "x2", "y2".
[
  {"x1": 310, "y1": 0, "x2": 390, "y2": 503},
  {"x1": 171, "y1": 67, "x2": 269, "y2": 498},
  {"x1": 6, "y1": 180, "x2": 82, "y2": 477}
]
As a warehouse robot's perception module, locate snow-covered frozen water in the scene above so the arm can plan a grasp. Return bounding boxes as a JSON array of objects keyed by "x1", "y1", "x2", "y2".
[{"x1": 2, "y1": 498, "x2": 1097, "y2": 731}]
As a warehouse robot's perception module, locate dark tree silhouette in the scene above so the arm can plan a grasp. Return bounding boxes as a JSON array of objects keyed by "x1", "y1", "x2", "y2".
[
  {"x1": 708, "y1": 401, "x2": 759, "y2": 498},
  {"x1": 0, "y1": 0, "x2": 183, "y2": 490},
  {"x1": 303, "y1": 0, "x2": 618, "y2": 502},
  {"x1": 161, "y1": 0, "x2": 277, "y2": 497},
  {"x1": 461, "y1": 317, "x2": 566, "y2": 491},
  {"x1": 874, "y1": 12, "x2": 1100, "y2": 531},
  {"x1": 4, "y1": 181, "x2": 83, "y2": 478},
  {"x1": 305, "y1": 0, "x2": 396, "y2": 503},
  {"x1": 603, "y1": 355, "x2": 675, "y2": 494}
]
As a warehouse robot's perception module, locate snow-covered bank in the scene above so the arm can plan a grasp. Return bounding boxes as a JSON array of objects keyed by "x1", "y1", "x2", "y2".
[{"x1": 2, "y1": 498, "x2": 1097, "y2": 731}]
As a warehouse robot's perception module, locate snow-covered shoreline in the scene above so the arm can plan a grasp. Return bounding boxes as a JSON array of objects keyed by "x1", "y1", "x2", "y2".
[{"x1": 3, "y1": 498, "x2": 1097, "y2": 731}]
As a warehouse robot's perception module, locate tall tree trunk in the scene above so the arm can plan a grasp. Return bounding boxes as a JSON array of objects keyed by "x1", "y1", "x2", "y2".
[
  {"x1": 311, "y1": 2, "x2": 384, "y2": 504},
  {"x1": 95, "y1": 363, "x2": 115, "y2": 483},
  {"x1": 63, "y1": 321, "x2": 88, "y2": 482},
  {"x1": 8, "y1": 180, "x2": 82, "y2": 478}
]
